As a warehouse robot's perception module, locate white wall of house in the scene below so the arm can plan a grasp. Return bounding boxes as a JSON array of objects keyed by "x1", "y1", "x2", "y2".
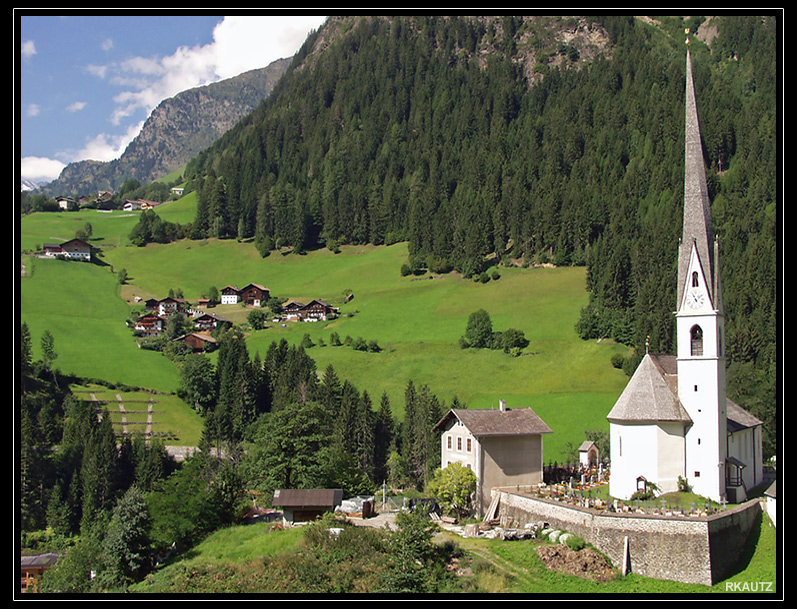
[{"x1": 441, "y1": 419, "x2": 478, "y2": 471}]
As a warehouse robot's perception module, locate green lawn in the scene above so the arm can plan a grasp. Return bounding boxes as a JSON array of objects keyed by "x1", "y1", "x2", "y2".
[
  {"x1": 72, "y1": 384, "x2": 204, "y2": 447},
  {"x1": 20, "y1": 208, "x2": 629, "y2": 459}
]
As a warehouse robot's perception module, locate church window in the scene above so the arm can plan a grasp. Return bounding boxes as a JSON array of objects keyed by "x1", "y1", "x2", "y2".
[
  {"x1": 692, "y1": 271, "x2": 699, "y2": 287},
  {"x1": 691, "y1": 325, "x2": 703, "y2": 356}
]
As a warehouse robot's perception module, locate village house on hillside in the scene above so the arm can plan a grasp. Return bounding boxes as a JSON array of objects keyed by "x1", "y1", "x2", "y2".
[
  {"x1": 220, "y1": 283, "x2": 270, "y2": 307},
  {"x1": 173, "y1": 332, "x2": 217, "y2": 352},
  {"x1": 281, "y1": 299, "x2": 340, "y2": 321},
  {"x1": 123, "y1": 198, "x2": 161, "y2": 211},
  {"x1": 433, "y1": 400, "x2": 552, "y2": 516},
  {"x1": 41, "y1": 238, "x2": 92, "y2": 261}
]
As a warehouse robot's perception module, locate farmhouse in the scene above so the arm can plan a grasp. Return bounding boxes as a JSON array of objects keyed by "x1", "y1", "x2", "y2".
[
  {"x1": 41, "y1": 238, "x2": 92, "y2": 261},
  {"x1": 607, "y1": 48, "x2": 764, "y2": 504},
  {"x1": 56, "y1": 196, "x2": 76, "y2": 211},
  {"x1": 174, "y1": 332, "x2": 217, "y2": 352},
  {"x1": 272, "y1": 489, "x2": 344, "y2": 526},
  {"x1": 154, "y1": 296, "x2": 186, "y2": 317},
  {"x1": 220, "y1": 286, "x2": 242, "y2": 305},
  {"x1": 219, "y1": 283, "x2": 270, "y2": 306},
  {"x1": 281, "y1": 299, "x2": 339, "y2": 321},
  {"x1": 192, "y1": 312, "x2": 230, "y2": 333},
  {"x1": 134, "y1": 312, "x2": 164, "y2": 336},
  {"x1": 123, "y1": 198, "x2": 161, "y2": 211},
  {"x1": 240, "y1": 283, "x2": 270, "y2": 307},
  {"x1": 433, "y1": 400, "x2": 552, "y2": 516}
]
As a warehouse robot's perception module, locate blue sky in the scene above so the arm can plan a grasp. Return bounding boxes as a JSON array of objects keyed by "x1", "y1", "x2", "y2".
[{"x1": 17, "y1": 13, "x2": 327, "y2": 185}]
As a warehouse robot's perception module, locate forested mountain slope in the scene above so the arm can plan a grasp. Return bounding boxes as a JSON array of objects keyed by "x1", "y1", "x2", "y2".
[{"x1": 184, "y1": 15, "x2": 778, "y2": 451}]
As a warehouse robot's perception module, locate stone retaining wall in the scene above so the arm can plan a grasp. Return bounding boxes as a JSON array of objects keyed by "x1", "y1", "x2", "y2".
[{"x1": 493, "y1": 488, "x2": 762, "y2": 586}]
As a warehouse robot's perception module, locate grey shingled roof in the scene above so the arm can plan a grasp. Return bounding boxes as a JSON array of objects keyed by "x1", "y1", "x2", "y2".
[
  {"x1": 726, "y1": 400, "x2": 764, "y2": 432},
  {"x1": 606, "y1": 354, "x2": 692, "y2": 424},
  {"x1": 678, "y1": 48, "x2": 722, "y2": 311},
  {"x1": 434, "y1": 407, "x2": 552, "y2": 437}
]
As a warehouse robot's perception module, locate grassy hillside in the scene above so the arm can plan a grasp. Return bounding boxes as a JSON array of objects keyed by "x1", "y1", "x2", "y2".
[
  {"x1": 129, "y1": 510, "x2": 777, "y2": 594},
  {"x1": 19, "y1": 208, "x2": 629, "y2": 460}
]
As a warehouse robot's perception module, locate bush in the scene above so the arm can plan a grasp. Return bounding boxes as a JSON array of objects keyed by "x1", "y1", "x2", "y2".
[{"x1": 564, "y1": 534, "x2": 586, "y2": 552}]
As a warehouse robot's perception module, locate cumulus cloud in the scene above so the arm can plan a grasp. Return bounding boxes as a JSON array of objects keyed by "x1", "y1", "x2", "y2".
[
  {"x1": 21, "y1": 39, "x2": 36, "y2": 59},
  {"x1": 103, "y1": 15, "x2": 326, "y2": 127},
  {"x1": 20, "y1": 156, "x2": 65, "y2": 183}
]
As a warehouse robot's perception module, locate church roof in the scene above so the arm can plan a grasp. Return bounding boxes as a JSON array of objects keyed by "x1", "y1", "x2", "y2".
[
  {"x1": 727, "y1": 400, "x2": 764, "y2": 432},
  {"x1": 434, "y1": 406, "x2": 553, "y2": 437},
  {"x1": 607, "y1": 353, "x2": 762, "y2": 432},
  {"x1": 678, "y1": 48, "x2": 722, "y2": 312},
  {"x1": 606, "y1": 354, "x2": 692, "y2": 424}
]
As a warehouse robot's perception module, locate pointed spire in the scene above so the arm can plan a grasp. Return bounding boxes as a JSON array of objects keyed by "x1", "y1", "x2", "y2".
[{"x1": 678, "y1": 48, "x2": 718, "y2": 309}]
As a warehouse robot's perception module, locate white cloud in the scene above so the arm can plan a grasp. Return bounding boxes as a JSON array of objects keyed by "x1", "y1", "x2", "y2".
[
  {"x1": 66, "y1": 101, "x2": 87, "y2": 113},
  {"x1": 76, "y1": 120, "x2": 146, "y2": 163},
  {"x1": 102, "y1": 15, "x2": 326, "y2": 124},
  {"x1": 20, "y1": 156, "x2": 65, "y2": 183},
  {"x1": 26, "y1": 104, "x2": 40, "y2": 117},
  {"x1": 21, "y1": 40, "x2": 36, "y2": 59}
]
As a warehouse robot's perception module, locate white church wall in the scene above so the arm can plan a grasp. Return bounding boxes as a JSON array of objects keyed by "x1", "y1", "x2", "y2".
[{"x1": 610, "y1": 423, "x2": 659, "y2": 500}]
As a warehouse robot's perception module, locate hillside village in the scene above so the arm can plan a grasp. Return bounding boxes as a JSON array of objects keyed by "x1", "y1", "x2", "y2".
[
  {"x1": 131, "y1": 286, "x2": 340, "y2": 352},
  {"x1": 18, "y1": 15, "x2": 778, "y2": 595}
]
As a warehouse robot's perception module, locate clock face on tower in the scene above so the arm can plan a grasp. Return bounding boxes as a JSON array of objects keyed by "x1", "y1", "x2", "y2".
[{"x1": 687, "y1": 289, "x2": 705, "y2": 309}]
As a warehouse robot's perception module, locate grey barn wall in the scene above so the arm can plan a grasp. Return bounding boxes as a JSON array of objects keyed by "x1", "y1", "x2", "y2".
[{"x1": 493, "y1": 489, "x2": 763, "y2": 586}]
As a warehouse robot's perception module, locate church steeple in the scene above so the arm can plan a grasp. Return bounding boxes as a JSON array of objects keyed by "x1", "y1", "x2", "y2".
[
  {"x1": 678, "y1": 47, "x2": 722, "y2": 313},
  {"x1": 675, "y1": 42, "x2": 727, "y2": 503}
]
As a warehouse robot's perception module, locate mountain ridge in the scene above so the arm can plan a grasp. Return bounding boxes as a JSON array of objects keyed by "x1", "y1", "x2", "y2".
[{"x1": 37, "y1": 57, "x2": 291, "y2": 197}]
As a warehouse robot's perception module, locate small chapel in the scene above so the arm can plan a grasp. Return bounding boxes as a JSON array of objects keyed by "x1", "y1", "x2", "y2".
[{"x1": 607, "y1": 45, "x2": 764, "y2": 504}]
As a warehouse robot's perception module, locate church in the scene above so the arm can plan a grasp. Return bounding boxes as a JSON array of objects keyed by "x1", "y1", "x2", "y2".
[{"x1": 607, "y1": 46, "x2": 764, "y2": 504}]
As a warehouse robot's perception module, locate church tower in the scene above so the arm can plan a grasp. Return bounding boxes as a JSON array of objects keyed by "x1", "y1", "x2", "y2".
[{"x1": 675, "y1": 45, "x2": 726, "y2": 503}]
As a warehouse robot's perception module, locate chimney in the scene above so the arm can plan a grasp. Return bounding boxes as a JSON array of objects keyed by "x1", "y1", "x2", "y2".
[{"x1": 499, "y1": 399, "x2": 506, "y2": 412}]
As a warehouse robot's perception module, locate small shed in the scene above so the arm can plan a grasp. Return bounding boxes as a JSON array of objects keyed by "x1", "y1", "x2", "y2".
[
  {"x1": 578, "y1": 440, "x2": 600, "y2": 467},
  {"x1": 273, "y1": 489, "x2": 344, "y2": 525}
]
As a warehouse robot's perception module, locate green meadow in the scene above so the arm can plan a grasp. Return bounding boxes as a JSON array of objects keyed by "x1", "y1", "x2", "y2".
[{"x1": 19, "y1": 203, "x2": 630, "y2": 461}]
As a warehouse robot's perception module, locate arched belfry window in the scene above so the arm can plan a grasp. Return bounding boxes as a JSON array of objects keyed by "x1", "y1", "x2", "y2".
[
  {"x1": 692, "y1": 271, "x2": 699, "y2": 287},
  {"x1": 691, "y1": 325, "x2": 703, "y2": 356}
]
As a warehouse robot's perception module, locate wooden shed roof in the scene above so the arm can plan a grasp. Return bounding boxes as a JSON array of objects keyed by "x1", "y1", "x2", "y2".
[{"x1": 272, "y1": 489, "x2": 344, "y2": 509}]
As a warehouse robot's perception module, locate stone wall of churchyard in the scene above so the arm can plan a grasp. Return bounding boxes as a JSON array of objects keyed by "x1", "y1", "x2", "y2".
[{"x1": 493, "y1": 489, "x2": 763, "y2": 586}]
